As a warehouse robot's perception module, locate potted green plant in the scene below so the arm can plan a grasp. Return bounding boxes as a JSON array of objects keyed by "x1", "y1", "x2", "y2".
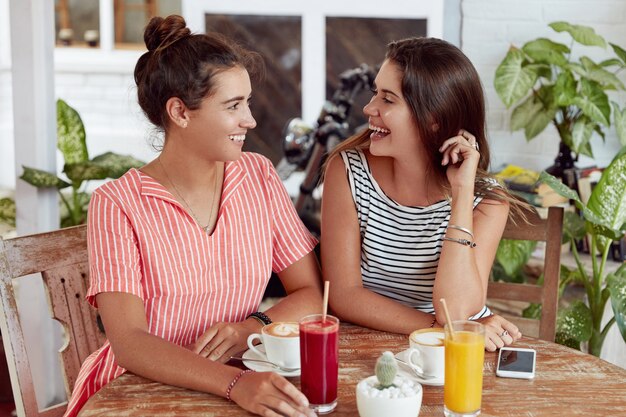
[
  {"x1": 494, "y1": 21, "x2": 626, "y2": 179},
  {"x1": 0, "y1": 198, "x2": 15, "y2": 228},
  {"x1": 537, "y1": 149, "x2": 626, "y2": 356},
  {"x1": 16, "y1": 99, "x2": 144, "y2": 227}
]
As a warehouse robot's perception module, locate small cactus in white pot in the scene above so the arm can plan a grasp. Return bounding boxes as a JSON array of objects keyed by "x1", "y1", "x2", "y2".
[{"x1": 356, "y1": 351, "x2": 423, "y2": 417}]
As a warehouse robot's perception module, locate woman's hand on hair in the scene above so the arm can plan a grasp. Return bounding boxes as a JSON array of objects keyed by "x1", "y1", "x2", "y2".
[
  {"x1": 475, "y1": 314, "x2": 522, "y2": 352},
  {"x1": 230, "y1": 372, "x2": 317, "y2": 417},
  {"x1": 439, "y1": 129, "x2": 480, "y2": 189},
  {"x1": 188, "y1": 319, "x2": 261, "y2": 363}
]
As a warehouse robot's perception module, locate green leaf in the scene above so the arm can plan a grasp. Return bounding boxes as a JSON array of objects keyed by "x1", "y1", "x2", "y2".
[
  {"x1": 541, "y1": 170, "x2": 612, "y2": 231},
  {"x1": 525, "y1": 107, "x2": 556, "y2": 141},
  {"x1": 572, "y1": 80, "x2": 610, "y2": 126},
  {"x1": 522, "y1": 38, "x2": 570, "y2": 66},
  {"x1": 554, "y1": 71, "x2": 577, "y2": 106},
  {"x1": 599, "y1": 58, "x2": 623, "y2": 68},
  {"x1": 610, "y1": 43, "x2": 626, "y2": 65},
  {"x1": 555, "y1": 331, "x2": 581, "y2": 350},
  {"x1": 518, "y1": 85, "x2": 557, "y2": 140},
  {"x1": 524, "y1": 63, "x2": 552, "y2": 80},
  {"x1": 549, "y1": 21, "x2": 607, "y2": 48},
  {"x1": 580, "y1": 56, "x2": 625, "y2": 90},
  {"x1": 90, "y1": 152, "x2": 145, "y2": 178},
  {"x1": 587, "y1": 151, "x2": 626, "y2": 233},
  {"x1": 494, "y1": 47, "x2": 538, "y2": 108},
  {"x1": 20, "y1": 166, "x2": 71, "y2": 189},
  {"x1": 57, "y1": 99, "x2": 88, "y2": 164},
  {"x1": 64, "y1": 161, "x2": 110, "y2": 184},
  {"x1": 557, "y1": 300, "x2": 593, "y2": 342},
  {"x1": 522, "y1": 303, "x2": 542, "y2": 320},
  {"x1": 563, "y1": 211, "x2": 586, "y2": 241},
  {"x1": 538, "y1": 171, "x2": 583, "y2": 204},
  {"x1": 571, "y1": 118, "x2": 595, "y2": 155},
  {"x1": 612, "y1": 102, "x2": 626, "y2": 146},
  {"x1": 64, "y1": 153, "x2": 144, "y2": 184},
  {"x1": 607, "y1": 271, "x2": 626, "y2": 344},
  {"x1": 495, "y1": 239, "x2": 537, "y2": 276},
  {"x1": 0, "y1": 198, "x2": 16, "y2": 227},
  {"x1": 593, "y1": 124, "x2": 606, "y2": 142},
  {"x1": 510, "y1": 96, "x2": 543, "y2": 131}
]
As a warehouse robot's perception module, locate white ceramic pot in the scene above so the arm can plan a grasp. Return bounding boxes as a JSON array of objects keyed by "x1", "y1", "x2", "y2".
[{"x1": 356, "y1": 376, "x2": 422, "y2": 417}]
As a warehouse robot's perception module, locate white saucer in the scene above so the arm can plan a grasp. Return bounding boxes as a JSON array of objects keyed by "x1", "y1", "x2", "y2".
[
  {"x1": 395, "y1": 349, "x2": 444, "y2": 387},
  {"x1": 242, "y1": 344, "x2": 300, "y2": 377}
]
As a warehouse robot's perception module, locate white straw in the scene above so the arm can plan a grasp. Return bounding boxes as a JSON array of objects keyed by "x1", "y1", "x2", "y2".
[
  {"x1": 440, "y1": 298, "x2": 455, "y2": 341},
  {"x1": 322, "y1": 281, "x2": 330, "y2": 323}
]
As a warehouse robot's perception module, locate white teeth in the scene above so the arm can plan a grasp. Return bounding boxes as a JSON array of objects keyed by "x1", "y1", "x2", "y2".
[
  {"x1": 229, "y1": 135, "x2": 246, "y2": 143},
  {"x1": 368, "y1": 123, "x2": 390, "y2": 134}
]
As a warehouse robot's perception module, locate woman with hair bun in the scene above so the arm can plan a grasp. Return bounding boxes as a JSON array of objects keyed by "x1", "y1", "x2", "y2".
[
  {"x1": 322, "y1": 37, "x2": 525, "y2": 351},
  {"x1": 65, "y1": 15, "x2": 320, "y2": 417}
]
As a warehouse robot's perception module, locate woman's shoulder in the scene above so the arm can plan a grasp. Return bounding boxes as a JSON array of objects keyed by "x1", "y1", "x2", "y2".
[
  {"x1": 237, "y1": 152, "x2": 273, "y2": 172},
  {"x1": 93, "y1": 168, "x2": 142, "y2": 197}
]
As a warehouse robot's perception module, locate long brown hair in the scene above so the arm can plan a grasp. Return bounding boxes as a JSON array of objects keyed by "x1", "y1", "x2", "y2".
[
  {"x1": 328, "y1": 37, "x2": 527, "y2": 217},
  {"x1": 134, "y1": 15, "x2": 263, "y2": 132}
]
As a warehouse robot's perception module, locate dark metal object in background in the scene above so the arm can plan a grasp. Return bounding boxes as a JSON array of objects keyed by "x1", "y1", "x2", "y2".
[{"x1": 277, "y1": 64, "x2": 377, "y2": 237}]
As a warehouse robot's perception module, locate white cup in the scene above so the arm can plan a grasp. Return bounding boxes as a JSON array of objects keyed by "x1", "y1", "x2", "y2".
[
  {"x1": 247, "y1": 322, "x2": 300, "y2": 368},
  {"x1": 407, "y1": 328, "x2": 445, "y2": 378}
]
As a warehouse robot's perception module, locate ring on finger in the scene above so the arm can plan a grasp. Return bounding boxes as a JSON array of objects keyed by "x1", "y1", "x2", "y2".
[{"x1": 501, "y1": 330, "x2": 509, "y2": 337}]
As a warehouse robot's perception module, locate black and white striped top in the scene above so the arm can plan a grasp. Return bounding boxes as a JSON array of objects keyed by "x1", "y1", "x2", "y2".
[{"x1": 341, "y1": 149, "x2": 490, "y2": 319}]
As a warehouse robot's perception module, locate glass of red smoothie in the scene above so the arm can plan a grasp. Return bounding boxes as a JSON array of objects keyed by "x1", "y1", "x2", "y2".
[{"x1": 299, "y1": 314, "x2": 339, "y2": 414}]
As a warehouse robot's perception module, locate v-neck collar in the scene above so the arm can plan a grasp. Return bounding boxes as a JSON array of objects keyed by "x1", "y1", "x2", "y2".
[{"x1": 134, "y1": 158, "x2": 248, "y2": 214}]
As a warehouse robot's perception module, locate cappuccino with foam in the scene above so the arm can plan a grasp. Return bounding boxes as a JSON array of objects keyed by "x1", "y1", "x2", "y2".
[
  {"x1": 407, "y1": 328, "x2": 445, "y2": 379},
  {"x1": 247, "y1": 321, "x2": 301, "y2": 368},
  {"x1": 265, "y1": 322, "x2": 299, "y2": 338}
]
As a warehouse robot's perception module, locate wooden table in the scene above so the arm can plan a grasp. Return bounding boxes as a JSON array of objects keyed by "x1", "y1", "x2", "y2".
[{"x1": 79, "y1": 323, "x2": 626, "y2": 416}]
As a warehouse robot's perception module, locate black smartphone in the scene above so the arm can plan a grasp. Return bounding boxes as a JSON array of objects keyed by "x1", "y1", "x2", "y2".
[{"x1": 496, "y1": 347, "x2": 536, "y2": 379}]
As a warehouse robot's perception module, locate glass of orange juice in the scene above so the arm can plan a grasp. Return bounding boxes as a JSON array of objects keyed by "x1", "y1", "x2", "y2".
[{"x1": 443, "y1": 320, "x2": 485, "y2": 417}]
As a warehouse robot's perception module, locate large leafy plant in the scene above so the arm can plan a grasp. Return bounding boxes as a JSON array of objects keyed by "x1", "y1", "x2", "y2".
[
  {"x1": 19, "y1": 99, "x2": 144, "y2": 227},
  {"x1": 539, "y1": 149, "x2": 626, "y2": 356},
  {"x1": 494, "y1": 21, "x2": 626, "y2": 158}
]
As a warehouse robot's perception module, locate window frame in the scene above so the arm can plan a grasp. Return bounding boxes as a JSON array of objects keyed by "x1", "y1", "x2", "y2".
[{"x1": 184, "y1": 0, "x2": 444, "y2": 124}]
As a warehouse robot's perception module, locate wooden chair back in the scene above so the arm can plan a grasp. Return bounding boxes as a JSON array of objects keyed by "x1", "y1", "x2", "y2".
[
  {"x1": 487, "y1": 206, "x2": 564, "y2": 342},
  {"x1": 0, "y1": 225, "x2": 105, "y2": 417}
]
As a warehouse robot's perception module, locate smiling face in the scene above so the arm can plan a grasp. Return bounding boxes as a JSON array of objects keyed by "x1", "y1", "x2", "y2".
[
  {"x1": 364, "y1": 59, "x2": 423, "y2": 162},
  {"x1": 184, "y1": 65, "x2": 257, "y2": 162}
]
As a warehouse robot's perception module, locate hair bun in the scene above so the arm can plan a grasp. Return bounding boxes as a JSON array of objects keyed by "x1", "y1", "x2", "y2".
[{"x1": 144, "y1": 15, "x2": 191, "y2": 52}]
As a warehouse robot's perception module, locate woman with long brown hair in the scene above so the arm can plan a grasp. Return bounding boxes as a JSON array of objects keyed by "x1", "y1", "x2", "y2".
[{"x1": 322, "y1": 37, "x2": 523, "y2": 351}]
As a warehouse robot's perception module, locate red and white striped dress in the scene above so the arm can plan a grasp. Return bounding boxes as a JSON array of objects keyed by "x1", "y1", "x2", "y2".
[{"x1": 64, "y1": 152, "x2": 317, "y2": 416}]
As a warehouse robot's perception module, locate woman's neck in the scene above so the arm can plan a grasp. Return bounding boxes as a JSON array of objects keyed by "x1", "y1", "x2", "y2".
[{"x1": 367, "y1": 150, "x2": 445, "y2": 206}]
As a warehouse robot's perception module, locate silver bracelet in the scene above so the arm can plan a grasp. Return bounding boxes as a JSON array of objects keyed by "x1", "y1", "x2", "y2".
[
  {"x1": 447, "y1": 224, "x2": 474, "y2": 239},
  {"x1": 443, "y1": 236, "x2": 477, "y2": 248}
]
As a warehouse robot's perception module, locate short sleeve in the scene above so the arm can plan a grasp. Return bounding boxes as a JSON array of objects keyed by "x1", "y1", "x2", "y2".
[
  {"x1": 266, "y1": 162, "x2": 318, "y2": 273},
  {"x1": 86, "y1": 190, "x2": 144, "y2": 308}
]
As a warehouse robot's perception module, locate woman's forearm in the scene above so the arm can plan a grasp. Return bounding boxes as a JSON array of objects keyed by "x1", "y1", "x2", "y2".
[
  {"x1": 113, "y1": 328, "x2": 240, "y2": 397},
  {"x1": 433, "y1": 186, "x2": 485, "y2": 321},
  {"x1": 330, "y1": 286, "x2": 435, "y2": 334},
  {"x1": 264, "y1": 285, "x2": 324, "y2": 321}
]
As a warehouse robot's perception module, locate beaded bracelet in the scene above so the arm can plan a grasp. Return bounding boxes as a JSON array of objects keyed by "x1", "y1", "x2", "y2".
[
  {"x1": 443, "y1": 236, "x2": 477, "y2": 248},
  {"x1": 247, "y1": 311, "x2": 272, "y2": 326},
  {"x1": 429, "y1": 317, "x2": 437, "y2": 328},
  {"x1": 226, "y1": 369, "x2": 254, "y2": 401}
]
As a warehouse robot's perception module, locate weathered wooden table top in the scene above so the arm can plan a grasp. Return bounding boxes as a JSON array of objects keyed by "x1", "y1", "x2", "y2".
[{"x1": 79, "y1": 323, "x2": 626, "y2": 416}]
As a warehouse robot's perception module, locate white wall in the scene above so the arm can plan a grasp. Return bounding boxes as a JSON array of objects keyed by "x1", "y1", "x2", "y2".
[
  {"x1": 462, "y1": 0, "x2": 626, "y2": 171},
  {"x1": 462, "y1": 0, "x2": 626, "y2": 368},
  {"x1": 3, "y1": 1, "x2": 625, "y2": 191}
]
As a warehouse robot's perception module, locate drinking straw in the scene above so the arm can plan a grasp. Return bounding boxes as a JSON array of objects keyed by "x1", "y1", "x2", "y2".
[
  {"x1": 322, "y1": 281, "x2": 330, "y2": 323},
  {"x1": 439, "y1": 298, "x2": 455, "y2": 341}
]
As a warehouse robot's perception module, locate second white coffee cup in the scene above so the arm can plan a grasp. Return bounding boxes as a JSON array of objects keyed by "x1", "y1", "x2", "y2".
[
  {"x1": 407, "y1": 328, "x2": 445, "y2": 379},
  {"x1": 247, "y1": 322, "x2": 300, "y2": 368}
]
